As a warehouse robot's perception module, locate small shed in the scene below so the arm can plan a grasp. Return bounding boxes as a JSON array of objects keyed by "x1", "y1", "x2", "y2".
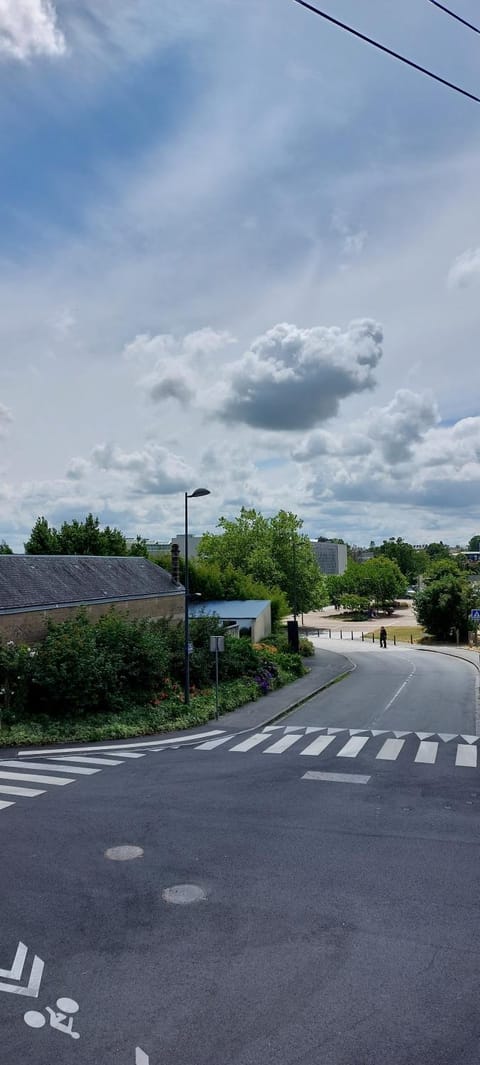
[{"x1": 189, "y1": 599, "x2": 271, "y2": 643}]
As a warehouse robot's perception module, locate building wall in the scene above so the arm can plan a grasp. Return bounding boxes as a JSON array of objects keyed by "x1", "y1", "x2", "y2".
[
  {"x1": 172, "y1": 534, "x2": 203, "y2": 559},
  {"x1": 0, "y1": 594, "x2": 184, "y2": 645},
  {"x1": 311, "y1": 541, "x2": 347, "y2": 575},
  {"x1": 252, "y1": 604, "x2": 272, "y2": 642}
]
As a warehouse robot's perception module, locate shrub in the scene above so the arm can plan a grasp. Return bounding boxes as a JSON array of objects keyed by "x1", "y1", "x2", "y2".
[
  {"x1": 299, "y1": 637, "x2": 315, "y2": 656},
  {"x1": 275, "y1": 651, "x2": 304, "y2": 677}
]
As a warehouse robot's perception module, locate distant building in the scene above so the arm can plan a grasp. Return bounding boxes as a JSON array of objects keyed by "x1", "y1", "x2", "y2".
[
  {"x1": 125, "y1": 538, "x2": 170, "y2": 559},
  {"x1": 310, "y1": 540, "x2": 347, "y2": 575},
  {"x1": 171, "y1": 534, "x2": 203, "y2": 560},
  {"x1": 0, "y1": 555, "x2": 183, "y2": 644}
]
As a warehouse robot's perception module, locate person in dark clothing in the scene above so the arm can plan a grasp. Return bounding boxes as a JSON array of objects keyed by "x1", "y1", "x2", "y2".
[{"x1": 379, "y1": 626, "x2": 387, "y2": 648}]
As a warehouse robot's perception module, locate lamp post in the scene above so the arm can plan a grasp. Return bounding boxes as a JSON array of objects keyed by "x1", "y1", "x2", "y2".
[{"x1": 184, "y1": 488, "x2": 210, "y2": 706}]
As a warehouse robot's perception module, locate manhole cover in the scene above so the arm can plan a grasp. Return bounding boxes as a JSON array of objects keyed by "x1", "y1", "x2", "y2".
[
  {"x1": 105, "y1": 846, "x2": 144, "y2": 861},
  {"x1": 162, "y1": 884, "x2": 206, "y2": 905}
]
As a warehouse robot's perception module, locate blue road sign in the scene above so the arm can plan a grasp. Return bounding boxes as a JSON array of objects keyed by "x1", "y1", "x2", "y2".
[{"x1": 470, "y1": 609, "x2": 480, "y2": 621}]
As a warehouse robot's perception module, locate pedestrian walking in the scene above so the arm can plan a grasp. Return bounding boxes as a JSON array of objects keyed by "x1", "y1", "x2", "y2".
[{"x1": 379, "y1": 626, "x2": 387, "y2": 648}]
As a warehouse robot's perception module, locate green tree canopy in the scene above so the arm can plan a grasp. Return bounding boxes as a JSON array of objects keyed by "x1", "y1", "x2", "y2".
[
  {"x1": 468, "y1": 535, "x2": 480, "y2": 552},
  {"x1": 25, "y1": 514, "x2": 145, "y2": 557},
  {"x1": 327, "y1": 557, "x2": 407, "y2": 611},
  {"x1": 0, "y1": 540, "x2": 13, "y2": 554},
  {"x1": 424, "y1": 541, "x2": 451, "y2": 561},
  {"x1": 414, "y1": 560, "x2": 474, "y2": 640},
  {"x1": 376, "y1": 538, "x2": 427, "y2": 583},
  {"x1": 197, "y1": 507, "x2": 327, "y2": 614}
]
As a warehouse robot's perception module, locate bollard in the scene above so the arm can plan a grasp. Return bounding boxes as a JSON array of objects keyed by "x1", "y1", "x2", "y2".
[
  {"x1": 340, "y1": 629, "x2": 343, "y2": 639},
  {"x1": 329, "y1": 628, "x2": 331, "y2": 638},
  {"x1": 362, "y1": 632, "x2": 364, "y2": 642},
  {"x1": 351, "y1": 630, "x2": 354, "y2": 640},
  {"x1": 394, "y1": 634, "x2": 396, "y2": 646},
  {"x1": 410, "y1": 634, "x2": 413, "y2": 644},
  {"x1": 372, "y1": 632, "x2": 375, "y2": 642}
]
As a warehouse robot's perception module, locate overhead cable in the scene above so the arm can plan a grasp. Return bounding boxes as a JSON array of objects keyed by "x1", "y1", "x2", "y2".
[
  {"x1": 426, "y1": 0, "x2": 480, "y2": 35},
  {"x1": 292, "y1": 0, "x2": 480, "y2": 104}
]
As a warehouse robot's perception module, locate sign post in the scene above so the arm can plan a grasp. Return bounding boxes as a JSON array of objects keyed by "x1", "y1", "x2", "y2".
[
  {"x1": 210, "y1": 635, "x2": 225, "y2": 720},
  {"x1": 469, "y1": 609, "x2": 480, "y2": 622}
]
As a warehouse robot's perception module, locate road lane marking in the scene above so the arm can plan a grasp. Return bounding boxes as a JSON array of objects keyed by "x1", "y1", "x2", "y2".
[
  {"x1": 438, "y1": 734, "x2": 457, "y2": 742},
  {"x1": 300, "y1": 735, "x2": 336, "y2": 756},
  {"x1": 376, "y1": 738, "x2": 405, "y2": 761},
  {"x1": 415, "y1": 741, "x2": 438, "y2": 764},
  {"x1": 263, "y1": 735, "x2": 303, "y2": 754},
  {"x1": 456, "y1": 744, "x2": 477, "y2": 767},
  {"x1": 0, "y1": 800, "x2": 14, "y2": 810},
  {"x1": 0, "y1": 784, "x2": 46, "y2": 797},
  {"x1": 0, "y1": 761, "x2": 100, "y2": 776},
  {"x1": 302, "y1": 771, "x2": 370, "y2": 785},
  {"x1": 229, "y1": 734, "x2": 267, "y2": 752},
  {"x1": 461, "y1": 735, "x2": 478, "y2": 744},
  {"x1": 21, "y1": 731, "x2": 224, "y2": 756},
  {"x1": 0, "y1": 771, "x2": 74, "y2": 786},
  {"x1": 196, "y1": 736, "x2": 232, "y2": 750},
  {"x1": 336, "y1": 736, "x2": 369, "y2": 758},
  {"x1": 47, "y1": 755, "x2": 124, "y2": 766}
]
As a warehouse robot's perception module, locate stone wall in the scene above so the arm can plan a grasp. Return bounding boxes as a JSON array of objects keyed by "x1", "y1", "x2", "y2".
[{"x1": 0, "y1": 594, "x2": 183, "y2": 645}]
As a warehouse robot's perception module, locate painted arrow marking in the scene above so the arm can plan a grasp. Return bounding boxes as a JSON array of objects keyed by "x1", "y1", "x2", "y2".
[
  {"x1": 0, "y1": 943, "x2": 44, "y2": 998},
  {"x1": 136, "y1": 1049, "x2": 149, "y2": 1064}
]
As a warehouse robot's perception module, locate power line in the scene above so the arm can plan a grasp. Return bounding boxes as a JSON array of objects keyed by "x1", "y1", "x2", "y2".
[
  {"x1": 426, "y1": 0, "x2": 480, "y2": 35},
  {"x1": 292, "y1": 0, "x2": 480, "y2": 104}
]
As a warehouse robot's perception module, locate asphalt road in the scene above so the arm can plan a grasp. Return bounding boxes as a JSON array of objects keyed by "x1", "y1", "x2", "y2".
[
  {"x1": 1, "y1": 647, "x2": 479, "y2": 1065},
  {"x1": 283, "y1": 642, "x2": 478, "y2": 733}
]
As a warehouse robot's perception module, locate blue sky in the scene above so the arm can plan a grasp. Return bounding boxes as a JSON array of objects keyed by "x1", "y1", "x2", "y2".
[{"x1": 0, "y1": 0, "x2": 479, "y2": 551}]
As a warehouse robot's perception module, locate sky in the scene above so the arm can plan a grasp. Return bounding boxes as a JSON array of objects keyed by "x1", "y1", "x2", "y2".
[{"x1": 0, "y1": 0, "x2": 479, "y2": 552}]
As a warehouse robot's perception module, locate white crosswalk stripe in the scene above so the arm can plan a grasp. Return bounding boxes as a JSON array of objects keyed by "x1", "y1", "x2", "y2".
[
  {"x1": 0, "y1": 784, "x2": 46, "y2": 797},
  {"x1": 415, "y1": 741, "x2": 438, "y2": 764},
  {"x1": 376, "y1": 738, "x2": 405, "y2": 761},
  {"x1": 48, "y1": 755, "x2": 124, "y2": 766},
  {"x1": 263, "y1": 735, "x2": 303, "y2": 754},
  {"x1": 230, "y1": 734, "x2": 267, "y2": 753},
  {"x1": 300, "y1": 735, "x2": 336, "y2": 757},
  {"x1": 336, "y1": 736, "x2": 370, "y2": 758},
  {"x1": 6, "y1": 760, "x2": 100, "y2": 775},
  {"x1": 456, "y1": 744, "x2": 477, "y2": 768}
]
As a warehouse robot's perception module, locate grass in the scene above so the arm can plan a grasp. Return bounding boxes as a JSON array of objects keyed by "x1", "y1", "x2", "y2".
[{"x1": 364, "y1": 625, "x2": 425, "y2": 644}]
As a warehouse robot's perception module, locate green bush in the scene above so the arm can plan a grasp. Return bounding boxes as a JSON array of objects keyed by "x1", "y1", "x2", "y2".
[
  {"x1": 299, "y1": 637, "x2": 315, "y2": 656},
  {"x1": 275, "y1": 651, "x2": 304, "y2": 677}
]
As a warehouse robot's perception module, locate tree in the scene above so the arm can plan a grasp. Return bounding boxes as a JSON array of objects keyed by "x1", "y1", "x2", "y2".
[
  {"x1": 129, "y1": 535, "x2": 149, "y2": 557},
  {"x1": 414, "y1": 560, "x2": 474, "y2": 640},
  {"x1": 0, "y1": 540, "x2": 13, "y2": 554},
  {"x1": 425, "y1": 541, "x2": 451, "y2": 561},
  {"x1": 25, "y1": 514, "x2": 131, "y2": 556},
  {"x1": 376, "y1": 538, "x2": 426, "y2": 583},
  {"x1": 327, "y1": 558, "x2": 406, "y2": 612},
  {"x1": 468, "y1": 535, "x2": 480, "y2": 552},
  {"x1": 25, "y1": 516, "x2": 60, "y2": 554},
  {"x1": 197, "y1": 508, "x2": 327, "y2": 614}
]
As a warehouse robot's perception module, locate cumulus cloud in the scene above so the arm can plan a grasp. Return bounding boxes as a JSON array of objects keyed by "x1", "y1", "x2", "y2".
[
  {"x1": 124, "y1": 328, "x2": 234, "y2": 406},
  {"x1": 0, "y1": 402, "x2": 13, "y2": 436},
  {"x1": 0, "y1": 0, "x2": 66, "y2": 61},
  {"x1": 91, "y1": 442, "x2": 192, "y2": 495},
  {"x1": 66, "y1": 457, "x2": 89, "y2": 481},
  {"x1": 372, "y1": 389, "x2": 439, "y2": 464},
  {"x1": 220, "y1": 319, "x2": 383, "y2": 431},
  {"x1": 447, "y1": 247, "x2": 480, "y2": 289}
]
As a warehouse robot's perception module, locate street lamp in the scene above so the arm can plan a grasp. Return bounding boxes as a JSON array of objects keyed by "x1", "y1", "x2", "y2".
[{"x1": 184, "y1": 488, "x2": 210, "y2": 706}]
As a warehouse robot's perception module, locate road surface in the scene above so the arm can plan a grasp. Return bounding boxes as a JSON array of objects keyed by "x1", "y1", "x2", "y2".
[{"x1": 0, "y1": 645, "x2": 479, "y2": 1065}]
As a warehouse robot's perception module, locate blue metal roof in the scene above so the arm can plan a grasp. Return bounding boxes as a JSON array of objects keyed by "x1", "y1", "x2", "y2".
[{"x1": 189, "y1": 599, "x2": 270, "y2": 619}]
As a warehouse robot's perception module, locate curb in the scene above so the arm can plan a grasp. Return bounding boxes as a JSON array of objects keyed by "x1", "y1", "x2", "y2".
[{"x1": 226, "y1": 663, "x2": 356, "y2": 734}]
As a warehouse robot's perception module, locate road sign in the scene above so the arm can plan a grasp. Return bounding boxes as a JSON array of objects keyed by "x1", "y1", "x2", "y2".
[
  {"x1": 0, "y1": 942, "x2": 44, "y2": 998},
  {"x1": 187, "y1": 642, "x2": 194, "y2": 654},
  {"x1": 470, "y1": 609, "x2": 480, "y2": 621}
]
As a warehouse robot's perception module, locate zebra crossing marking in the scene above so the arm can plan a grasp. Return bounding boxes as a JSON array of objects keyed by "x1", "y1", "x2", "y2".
[
  {"x1": 300, "y1": 735, "x2": 336, "y2": 757},
  {"x1": 415, "y1": 741, "x2": 439, "y2": 764},
  {"x1": 337, "y1": 736, "x2": 369, "y2": 758},
  {"x1": 0, "y1": 760, "x2": 100, "y2": 776},
  {"x1": 263, "y1": 734, "x2": 303, "y2": 754},
  {"x1": 376, "y1": 738, "x2": 405, "y2": 761},
  {"x1": 456, "y1": 744, "x2": 477, "y2": 768}
]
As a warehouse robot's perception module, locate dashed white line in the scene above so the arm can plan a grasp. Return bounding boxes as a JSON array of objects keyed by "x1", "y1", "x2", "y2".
[{"x1": 302, "y1": 771, "x2": 371, "y2": 785}]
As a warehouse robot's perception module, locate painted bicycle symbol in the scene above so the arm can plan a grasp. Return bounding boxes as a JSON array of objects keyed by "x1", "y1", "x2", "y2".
[{"x1": 24, "y1": 996, "x2": 80, "y2": 1039}]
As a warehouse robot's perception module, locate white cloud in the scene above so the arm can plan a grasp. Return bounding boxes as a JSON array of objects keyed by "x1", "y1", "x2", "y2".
[
  {"x1": 0, "y1": 0, "x2": 66, "y2": 61},
  {"x1": 447, "y1": 247, "x2": 480, "y2": 289},
  {"x1": 91, "y1": 442, "x2": 193, "y2": 495},
  {"x1": 0, "y1": 403, "x2": 13, "y2": 436},
  {"x1": 220, "y1": 319, "x2": 383, "y2": 430},
  {"x1": 124, "y1": 329, "x2": 234, "y2": 407}
]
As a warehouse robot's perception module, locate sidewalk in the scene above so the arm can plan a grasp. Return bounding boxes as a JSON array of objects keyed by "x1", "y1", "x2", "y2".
[{"x1": 216, "y1": 648, "x2": 353, "y2": 732}]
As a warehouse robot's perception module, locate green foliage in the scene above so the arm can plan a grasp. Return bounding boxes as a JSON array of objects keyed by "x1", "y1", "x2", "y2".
[
  {"x1": 24, "y1": 513, "x2": 146, "y2": 557},
  {"x1": 468, "y1": 535, "x2": 480, "y2": 552},
  {"x1": 299, "y1": 636, "x2": 315, "y2": 656},
  {"x1": 197, "y1": 507, "x2": 327, "y2": 613},
  {"x1": 376, "y1": 538, "x2": 427, "y2": 583},
  {"x1": 156, "y1": 552, "x2": 290, "y2": 627},
  {"x1": 0, "y1": 540, "x2": 13, "y2": 554},
  {"x1": 414, "y1": 562, "x2": 474, "y2": 640},
  {"x1": 424, "y1": 541, "x2": 451, "y2": 561},
  {"x1": 327, "y1": 558, "x2": 406, "y2": 610}
]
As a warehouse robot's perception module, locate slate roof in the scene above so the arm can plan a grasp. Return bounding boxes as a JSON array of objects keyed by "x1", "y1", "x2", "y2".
[
  {"x1": 0, "y1": 555, "x2": 182, "y2": 613},
  {"x1": 189, "y1": 599, "x2": 270, "y2": 619}
]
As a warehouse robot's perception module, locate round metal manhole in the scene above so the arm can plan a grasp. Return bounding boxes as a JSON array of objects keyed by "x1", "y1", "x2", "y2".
[
  {"x1": 105, "y1": 845, "x2": 144, "y2": 861},
  {"x1": 162, "y1": 884, "x2": 206, "y2": 905}
]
